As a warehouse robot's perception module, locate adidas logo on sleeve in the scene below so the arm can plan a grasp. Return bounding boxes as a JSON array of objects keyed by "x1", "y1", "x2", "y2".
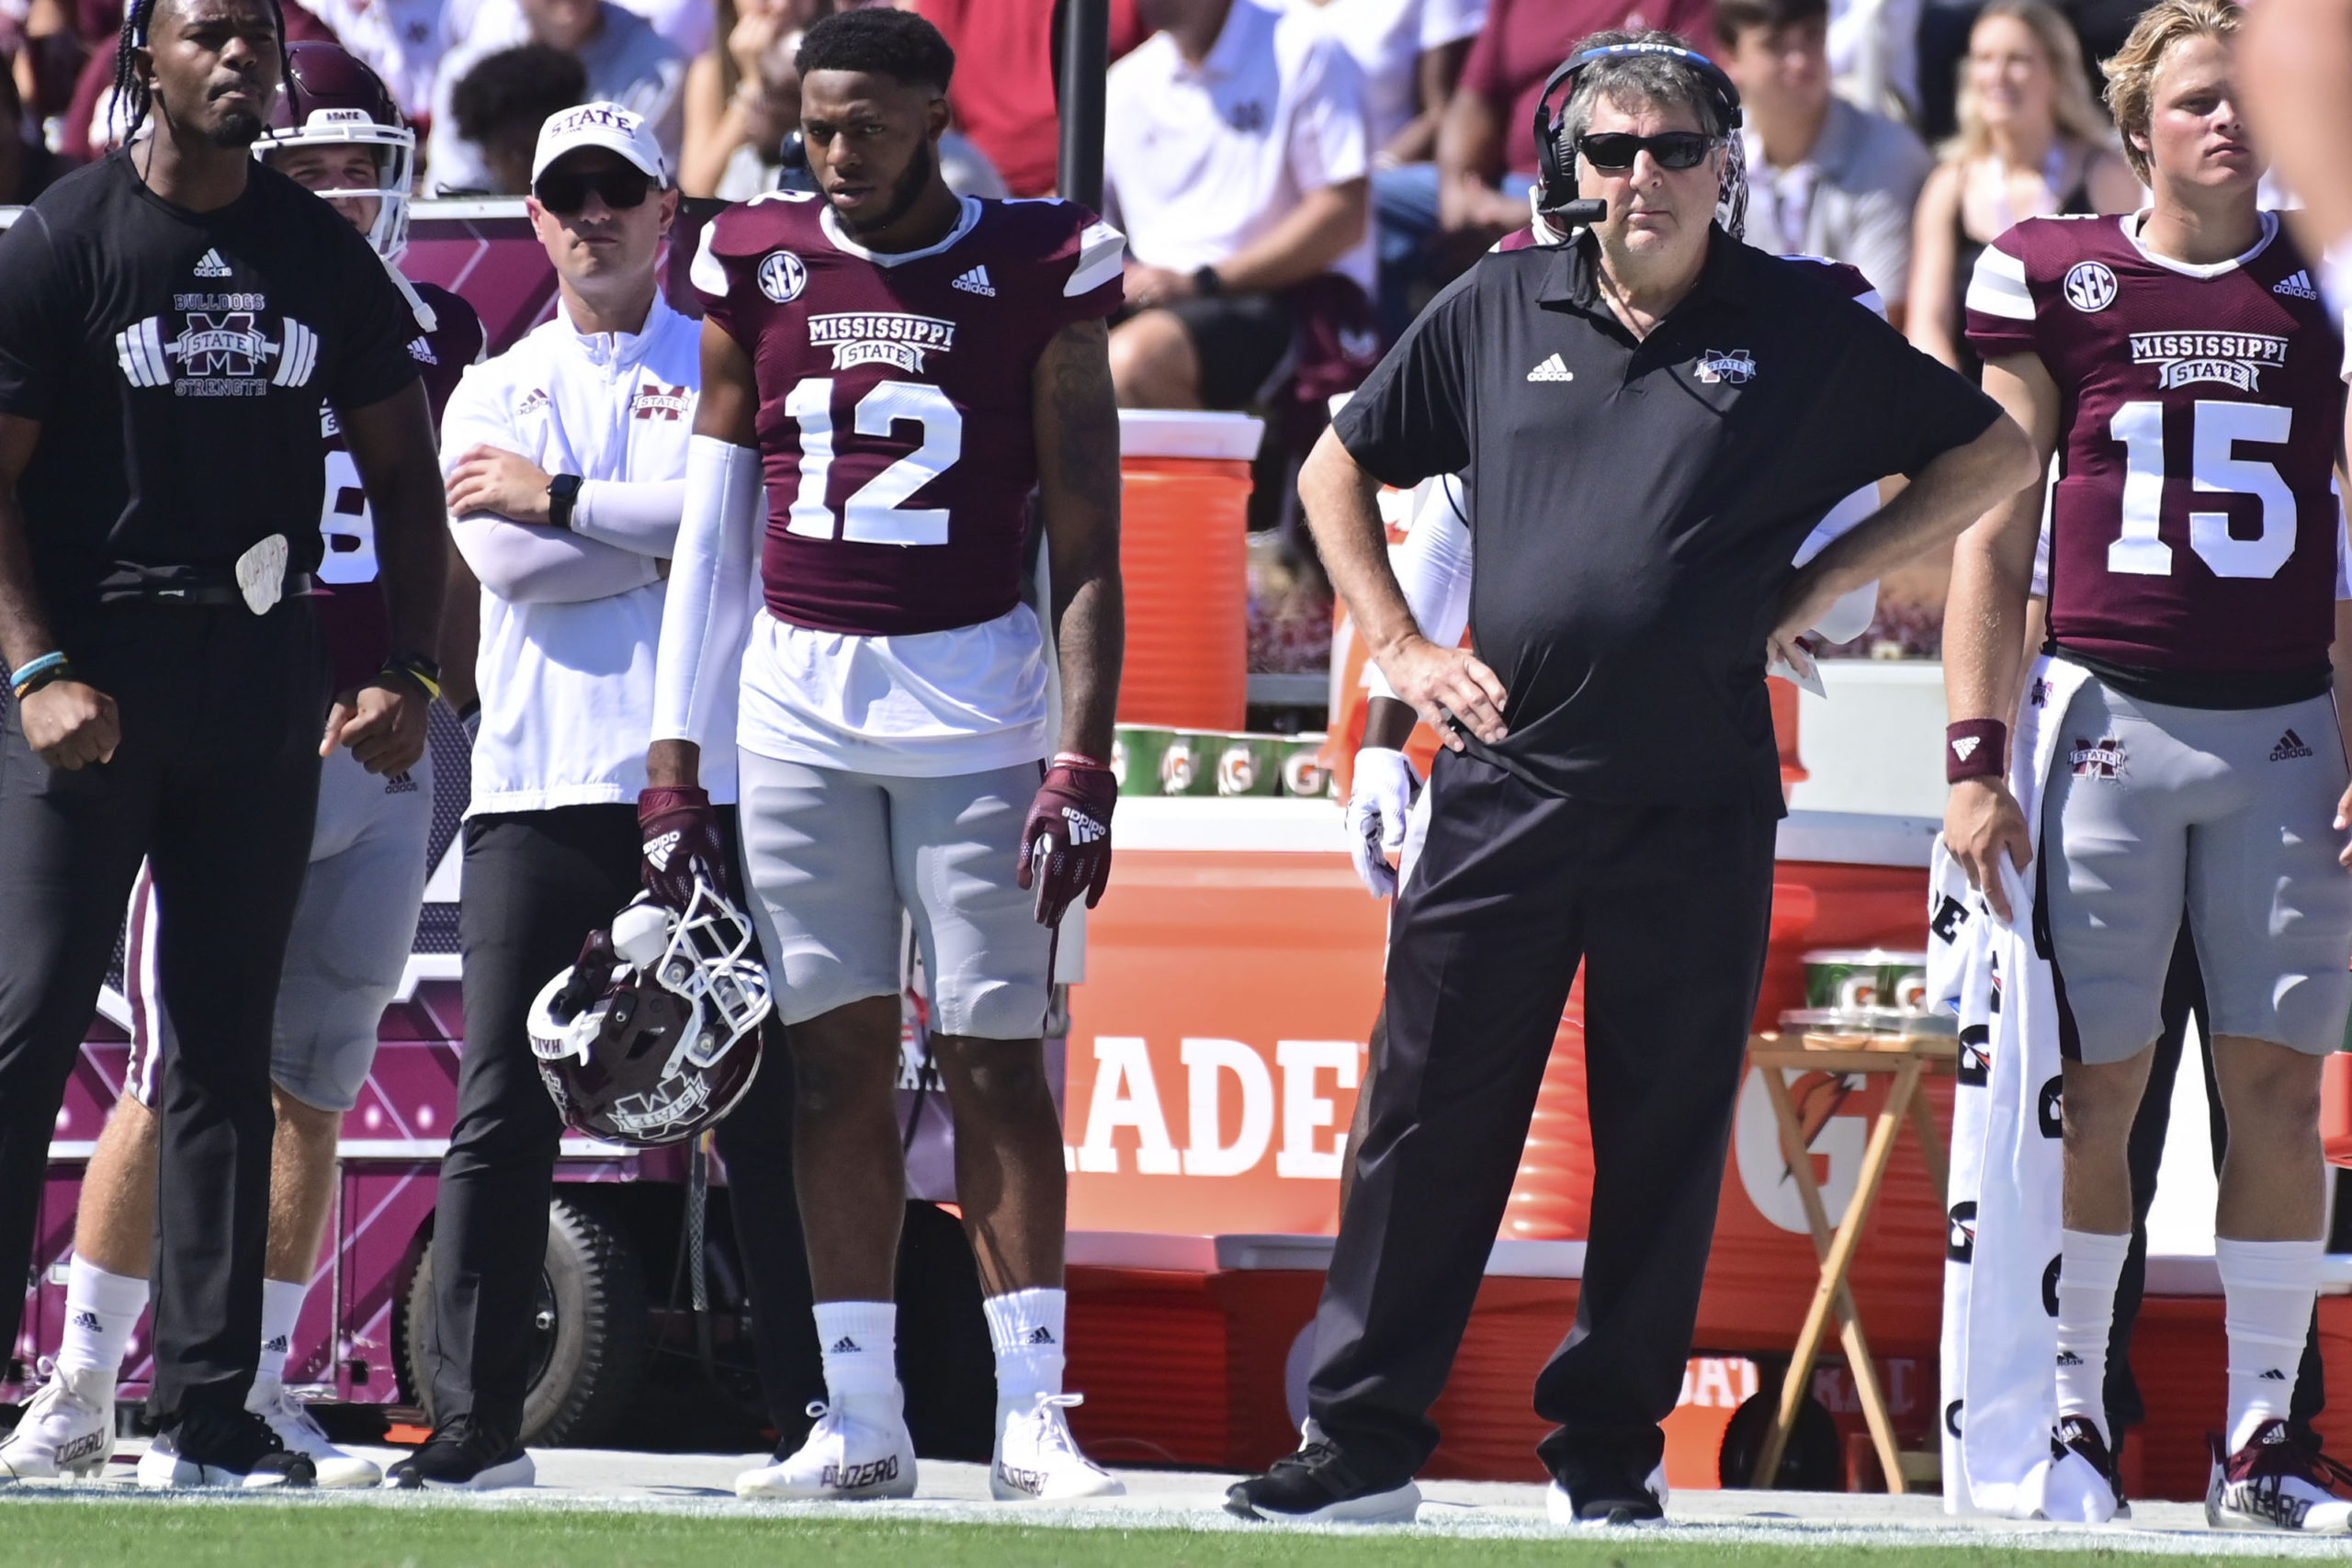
[
  {"x1": 2273, "y1": 270, "x2": 2319, "y2": 301},
  {"x1": 1526, "y1": 353, "x2": 1573, "y2": 382},
  {"x1": 952, "y1": 265, "x2": 997, "y2": 298}
]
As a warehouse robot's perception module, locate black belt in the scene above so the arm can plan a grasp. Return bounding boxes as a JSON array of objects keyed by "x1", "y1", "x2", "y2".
[{"x1": 96, "y1": 574, "x2": 314, "y2": 607}]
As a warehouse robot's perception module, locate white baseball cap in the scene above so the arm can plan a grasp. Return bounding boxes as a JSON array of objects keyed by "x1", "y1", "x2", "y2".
[{"x1": 531, "y1": 100, "x2": 670, "y2": 187}]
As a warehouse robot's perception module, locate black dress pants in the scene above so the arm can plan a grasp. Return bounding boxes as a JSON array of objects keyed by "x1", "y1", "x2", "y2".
[
  {"x1": 427, "y1": 804, "x2": 808, "y2": 1445},
  {"x1": 0, "y1": 601, "x2": 323, "y2": 1421},
  {"x1": 1306, "y1": 749, "x2": 1779, "y2": 1487}
]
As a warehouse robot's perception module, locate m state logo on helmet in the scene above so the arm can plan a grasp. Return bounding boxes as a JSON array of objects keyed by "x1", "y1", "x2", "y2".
[
  {"x1": 527, "y1": 883, "x2": 773, "y2": 1146},
  {"x1": 254, "y1": 42, "x2": 416, "y2": 262}
]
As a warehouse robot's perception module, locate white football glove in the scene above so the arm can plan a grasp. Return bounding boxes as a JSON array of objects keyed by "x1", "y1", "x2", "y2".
[{"x1": 1347, "y1": 747, "x2": 1421, "y2": 899}]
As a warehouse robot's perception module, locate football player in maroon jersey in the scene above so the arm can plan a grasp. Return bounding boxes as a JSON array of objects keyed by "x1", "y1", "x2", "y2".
[
  {"x1": 1944, "y1": 0, "x2": 2352, "y2": 1529},
  {"x1": 0, "y1": 44, "x2": 482, "y2": 1491},
  {"x1": 647, "y1": 7, "x2": 1126, "y2": 1502}
]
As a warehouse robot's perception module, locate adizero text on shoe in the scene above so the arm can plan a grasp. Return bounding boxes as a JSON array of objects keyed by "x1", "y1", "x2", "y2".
[
  {"x1": 990, "y1": 1393, "x2": 1123, "y2": 1501},
  {"x1": 382, "y1": 1419, "x2": 534, "y2": 1490},
  {"x1": 1225, "y1": 1441, "x2": 1420, "y2": 1523},
  {"x1": 2207, "y1": 1421, "x2": 2352, "y2": 1532},
  {"x1": 737, "y1": 1401, "x2": 916, "y2": 1500},
  {"x1": 249, "y1": 1378, "x2": 381, "y2": 1488},
  {"x1": 0, "y1": 1364, "x2": 116, "y2": 1482},
  {"x1": 2049, "y1": 1415, "x2": 2129, "y2": 1521},
  {"x1": 1546, "y1": 1461, "x2": 1668, "y2": 1527},
  {"x1": 137, "y1": 1407, "x2": 314, "y2": 1489}
]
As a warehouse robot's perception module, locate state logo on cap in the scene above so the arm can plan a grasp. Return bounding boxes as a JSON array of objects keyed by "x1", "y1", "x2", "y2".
[{"x1": 532, "y1": 101, "x2": 670, "y2": 187}]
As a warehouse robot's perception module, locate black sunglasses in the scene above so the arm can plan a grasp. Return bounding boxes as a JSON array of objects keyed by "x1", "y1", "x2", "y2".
[
  {"x1": 1577, "y1": 131, "x2": 1718, "y2": 171},
  {"x1": 534, "y1": 165, "x2": 654, "y2": 215}
]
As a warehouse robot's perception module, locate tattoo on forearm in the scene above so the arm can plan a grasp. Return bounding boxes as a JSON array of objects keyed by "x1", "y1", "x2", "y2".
[{"x1": 1048, "y1": 320, "x2": 1121, "y2": 518}]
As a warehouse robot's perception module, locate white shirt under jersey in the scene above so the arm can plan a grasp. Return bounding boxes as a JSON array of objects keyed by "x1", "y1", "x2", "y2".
[{"x1": 442, "y1": 289, "x2": 734, "y2": 814}]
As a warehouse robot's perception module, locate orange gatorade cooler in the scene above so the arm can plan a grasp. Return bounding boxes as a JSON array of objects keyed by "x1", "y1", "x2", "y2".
[{"x1": 1116, "y1": 411, "x2": 1262, "y2": 730}]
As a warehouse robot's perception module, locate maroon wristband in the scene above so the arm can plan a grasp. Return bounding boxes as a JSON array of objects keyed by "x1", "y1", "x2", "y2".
[{"x1": 1947, "y1": 719, "x2": 2007, "y2": 784}]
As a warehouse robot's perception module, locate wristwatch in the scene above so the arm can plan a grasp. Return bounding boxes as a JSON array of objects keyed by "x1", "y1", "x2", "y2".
[
  {"x1": 1192, "y1": 265, "x2": 1225, "y2": 298},
  {"x1": 547, "y1": 472, "x2": 584, "y2": 531}
]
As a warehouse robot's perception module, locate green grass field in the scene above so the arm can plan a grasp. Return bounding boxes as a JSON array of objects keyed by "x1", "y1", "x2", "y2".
[{"x1": 0, "y1": 1505, "x2": 2311, "y2": 1568}]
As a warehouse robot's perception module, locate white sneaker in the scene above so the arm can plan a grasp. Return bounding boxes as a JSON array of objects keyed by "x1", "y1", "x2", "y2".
[
  {"x1": 2207, "y1": 1421, "x2": 2352, "y2": 1533},
  {"x1": 736, "y1": 1399, "x2": 916, "y2": 1501},
  {"x1": 247, "y1": 1376, "x2": 381, "y2": 1489},
  {"x1": 990, "y1": 1393, "x2": 1123, "y2": 1501},
  {"x1": 0, "y1": 1364, "x2": 116, "y2": 1483}
]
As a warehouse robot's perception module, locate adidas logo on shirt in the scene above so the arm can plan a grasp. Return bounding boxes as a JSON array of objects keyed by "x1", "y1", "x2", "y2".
[
  {"x1": 2274, "y1": 269, "x2": 2320, "y2": 301},
  {"x1": 193, "y1": 248, "x2": 232, "y2": 277},
  {"x1": 829, "y1": 1337, "x2": 863, "y2": 1355},
  {"x1": 952, "y1": 265, "x2": 997, "y2": 298},
  {"x1": 2271, "y1": 729, "x2": 2314, "y2": 761},
  {"x1": 264, "y1": 1335, "x2": 289, "y2": 1353},
  {"x1": 1526, "y1": 353, "x2": 1573, "y2": 382}
]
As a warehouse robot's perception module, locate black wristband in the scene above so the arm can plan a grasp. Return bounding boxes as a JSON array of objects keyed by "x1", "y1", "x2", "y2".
[
  {"x1": 1192, "y1": 265, "x2": 1225, "y2": 298},
  {"x1": 548, "y1": 472, "x2": 584, "y2": 531},
  {"x1": 382, "y1": 649, "x2": 443, "y2": 703}
]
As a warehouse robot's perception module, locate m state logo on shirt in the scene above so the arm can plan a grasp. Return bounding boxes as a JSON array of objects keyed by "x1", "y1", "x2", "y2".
[
  {"x1": 1693, "y1": 348, "x2": 1756, "y2": 385},
  {"x1": 632, "y1": 381, "x2": 690, "y2": 421},
  {"x1": 806, "y1": 312, "x2": 957, "y2": 374},
  {"x1": 115, "y1": 293, "x2": 319, "y2": 398},
  {"x1": 2128, "y1": 331, "x2": 2290, "y2": 392}
]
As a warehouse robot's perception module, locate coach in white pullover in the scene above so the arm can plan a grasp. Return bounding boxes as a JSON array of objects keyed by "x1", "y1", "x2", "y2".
[{"x1": 393, "y1": 102, "x2": 795, "y2": 1488}]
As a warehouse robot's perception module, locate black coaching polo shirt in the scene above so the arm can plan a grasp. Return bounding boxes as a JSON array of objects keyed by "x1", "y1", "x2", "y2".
[{"x1": 1334, "y1": 225, "x2": 2000, "y2": 812}]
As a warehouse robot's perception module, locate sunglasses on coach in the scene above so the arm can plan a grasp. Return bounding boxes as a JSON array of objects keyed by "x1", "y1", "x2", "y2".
[
  {"x1": 1577, "y1": 131, "x2": 1719, "y2": 171},
  {"x1": 533, "y1": 166, "x2": 654, "y2": 216}
]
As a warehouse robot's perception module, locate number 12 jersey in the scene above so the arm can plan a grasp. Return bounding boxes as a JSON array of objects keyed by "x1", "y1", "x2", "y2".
[
  {"x1": 1966, "y1": 212, "x2": 2351, "y2": 700},
  {"x1": 694, "y1": 192, "x2": 1125, "y2": 639}
]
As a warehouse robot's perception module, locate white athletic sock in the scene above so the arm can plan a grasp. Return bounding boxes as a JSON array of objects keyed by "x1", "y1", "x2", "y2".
[
  {"x1": 2217, "y1": 1235, "x2": 2323, "y2": 1454},
  {"x1": 57, "y1": 1255, "x2": 149, "y2": 1378},
  {"x1": 255, "y1": 1277, "x2": 307, "y2": 1391},
  {"x1": 981, "y1": 1287, "x2": 1067, "y2": 1417},
  {"x1": 2053, "y1": 1228, "x2": 2131, "y2": 1445},
  {"x1": 813, "y1": 1301, "x2": 899, "y2": 1415}
]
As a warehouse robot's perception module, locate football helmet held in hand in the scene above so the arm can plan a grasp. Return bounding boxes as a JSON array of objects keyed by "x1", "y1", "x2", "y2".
[{"x1": 527, "y1": 880, "x2": 772, "y2": 1145}]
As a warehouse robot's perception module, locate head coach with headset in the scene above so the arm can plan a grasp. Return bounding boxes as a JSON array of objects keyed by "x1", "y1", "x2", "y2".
[{"x1": 1227, "y1": 33, "x2": 2038, "y2": 1527}]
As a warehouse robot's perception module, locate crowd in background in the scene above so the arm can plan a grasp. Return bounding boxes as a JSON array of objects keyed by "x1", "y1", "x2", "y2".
[{"x1": 0, "y1": 0, "x2": 2179, "y2": 655}]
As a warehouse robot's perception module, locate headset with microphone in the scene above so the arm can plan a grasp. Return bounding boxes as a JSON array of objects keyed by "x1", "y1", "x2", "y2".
[{"x1": 1530, "y1": 40, "x2": 1746, "y2": 233}]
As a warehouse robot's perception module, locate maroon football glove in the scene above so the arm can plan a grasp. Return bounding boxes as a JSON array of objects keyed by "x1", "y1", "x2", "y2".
[
  {"x1": 1017, "y1": 759, "x2": 1117, "y2": 928},
  {"x1": 638, "y1": 785, "x2": 733, "y2": 910}
]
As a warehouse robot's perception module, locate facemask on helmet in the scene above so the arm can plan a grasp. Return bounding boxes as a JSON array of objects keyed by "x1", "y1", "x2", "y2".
[
  {"x1": 254, "y1": 43, "x2": 416, "y2": 262},
  {"x1": 527, "y1": 882, "x2": 773, "y2": 1146}
]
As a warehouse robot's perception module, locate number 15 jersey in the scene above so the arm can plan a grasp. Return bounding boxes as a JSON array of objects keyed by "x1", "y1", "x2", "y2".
[
  {"x1": 694, "y1": 192, "x2": 1125, "y2": 638},
  {"x1": 1966, "y1": 212, "x2": 2351, "y2": 701}
]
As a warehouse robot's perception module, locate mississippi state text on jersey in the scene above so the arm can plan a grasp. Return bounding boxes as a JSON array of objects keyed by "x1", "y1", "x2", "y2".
[
  {"x1": 1966, "y1": 213, "x2": 2351, "y2": 679},
  {"x1": 317, "y1": 280, "x2": 485, "y2": 692},
  {"x1": 691, "y1": 192, "x2": 1124, "y2": 637}
]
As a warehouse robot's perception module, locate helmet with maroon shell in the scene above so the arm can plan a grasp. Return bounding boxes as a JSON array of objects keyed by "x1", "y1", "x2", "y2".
[{"x1": 255, "y1": 42, "x2": 416, "y2": 261}]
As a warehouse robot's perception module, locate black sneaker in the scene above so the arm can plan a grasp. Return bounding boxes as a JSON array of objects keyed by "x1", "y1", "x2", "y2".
[
  {"x1": 1546, "y1": 1460, "x2": 1668, "y2": 1527},
  {"x1": 2052, "y1": 1415, "x2": 2130, "y2": 1519},
  {"x1": 383, "y1": 1416, "x2": 536, "y2": 1491},
  {"x1": 136, "y1": 1405, "x2": 316, "y2": 1489},
  {"x1": 1226, "y1": 1440, "x2": 1420, "y2": 1523}
]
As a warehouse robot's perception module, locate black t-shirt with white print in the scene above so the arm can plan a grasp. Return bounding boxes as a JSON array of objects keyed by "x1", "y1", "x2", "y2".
[{"x1": 0, "y1": 149, "x2": 421, "y2": 609}]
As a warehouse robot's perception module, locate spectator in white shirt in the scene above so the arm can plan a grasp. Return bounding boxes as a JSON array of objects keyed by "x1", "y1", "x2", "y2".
[
  {"x1": 1304, "y1": 0, "x2": 1485, "y2": 341},
  {"x1": 1103, "y1": 0, "x2": 1373, "y2": 410},
  {"x1": 427, "y1": 0, "x2": 688, "y2": 192},
  {"x1": 1717, "y1": 0, "x2": 1931, "y2": 323}
]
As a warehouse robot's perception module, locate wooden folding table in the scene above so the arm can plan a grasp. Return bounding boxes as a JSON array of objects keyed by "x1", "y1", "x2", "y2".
[{"x1": 1746, "y1": 1032, "x2": 1953, "y2": 1493}]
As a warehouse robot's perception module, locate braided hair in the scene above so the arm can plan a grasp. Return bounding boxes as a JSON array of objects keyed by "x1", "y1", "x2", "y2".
[{"x1": 110, "y1": 0, "x2": 288, "y2": 146}]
